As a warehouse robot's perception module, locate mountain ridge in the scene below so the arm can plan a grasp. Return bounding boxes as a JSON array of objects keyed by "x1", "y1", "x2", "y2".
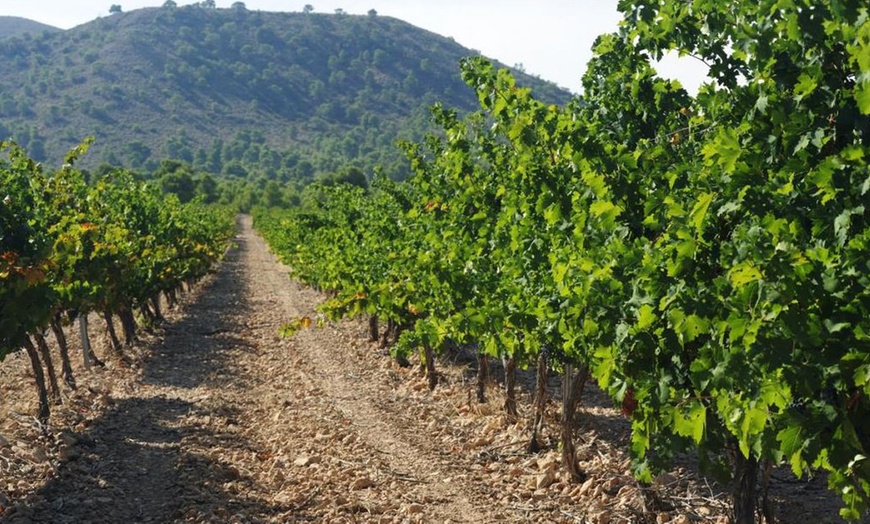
[
  {"x1": 0, "y1": 16, "x2": 61, "y2": 40},
  {"x1": 0, "y1": 6, "x2": 572, "y2": 180}
]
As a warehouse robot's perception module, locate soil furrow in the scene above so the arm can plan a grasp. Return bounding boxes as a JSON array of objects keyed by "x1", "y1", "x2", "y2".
[{"x1": 0, "y1": 216, "x2": 849, "y2": 524}]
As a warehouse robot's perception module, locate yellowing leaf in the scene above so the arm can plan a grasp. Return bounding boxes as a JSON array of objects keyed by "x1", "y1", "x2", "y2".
[
  {"x1": 674, "y1": 402, "x2": 706, "y2": 444},
  {"x1": 635, "y1": 304, "x2": 656, "y2": 331},
  {"x1": 689, "y1": 192, "x2": 714, "y2": 235},
  {"x1": 856, "y1": 81, "x2": 870, "y2": 115},
  {"x1": 729, "y1": 263, "x2": 763, "y2": 288},
  {"x1": 590, "y1": 200, "x2": 617, "y2": 217}
]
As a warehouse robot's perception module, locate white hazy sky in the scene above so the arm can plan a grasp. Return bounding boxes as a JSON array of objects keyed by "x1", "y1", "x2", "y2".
[{"x1": 0, "y1": 1, "x2": 708, "y2": 94}]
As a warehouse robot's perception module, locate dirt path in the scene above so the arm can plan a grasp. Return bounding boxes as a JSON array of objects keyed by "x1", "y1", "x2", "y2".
[
  {"x1": 0, "y1": 216, "x2": 851, "y2": 524},
  {"x1": 0, "y1": 217, "x2": 506, "y2": 523}
]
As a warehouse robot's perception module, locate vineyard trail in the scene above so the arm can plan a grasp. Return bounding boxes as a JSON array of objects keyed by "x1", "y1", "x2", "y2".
[
  {"x1": 0, "y1": 217, "x2": 848, "y2": 524},
  {"x1": 0, "y1": 216, "x2": 504, "y2": 523}
]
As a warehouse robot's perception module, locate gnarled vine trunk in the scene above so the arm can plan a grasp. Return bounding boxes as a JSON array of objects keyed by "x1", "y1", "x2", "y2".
[
  {"x1": 561, "y1": 363, "x2": 589, "y2": 482},
  {"x1": 50, "y1": 316, "x2": 76, "y2": 390},
  {"x1": 476, "y1": 353, "x2": 488, "y2": 403},
  {"x1": 150, "y1": 295, "x2": 163, "y2": 322},
  {"x1": 33, "y1": 332, "x2": 61, "y2": 404},
  {"x1": 139, "y1": 302, "x2": 157, "y2": 327},
  {"x1": 527, "y1": 348, "x2": 549, "y2": 453},
  {"x1": 23, "y1": 337, "x2": 50, "y2": 424},
  {"x1": 760, "y1": 459, "x2": 775, "y2": 523},
  {"x1": 732, "y1": 450, "x2": 759, "y2": 524},
  {"x1": 380, "y1": 318, "x2": 395, "y2": 349},
  {"x1": 165, "y1": 288, "x2": 178, "y2": 309},
  {"x1": 119, "y1": 305, "x2": 137, "y2": 345},
  {"x1": 79, "y1": 315, "x2": 105, "y2": 369},
  {"x1": 423, "y1": 342, "x2": 438, "y2": 390},
  {"x1": 368, "y1": 315, "x2": 379, "y2": 342},
  {"x1": 503, "y1": 356, "x2": 518, "y2": 421},
  {"x1": 103, "y1": 309, "x2": 123, "y2": 356}
]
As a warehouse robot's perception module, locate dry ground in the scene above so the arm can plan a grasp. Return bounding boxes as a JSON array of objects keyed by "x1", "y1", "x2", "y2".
[{"x1": 0, "y1": 216, "x2": 855, "y2": 523}]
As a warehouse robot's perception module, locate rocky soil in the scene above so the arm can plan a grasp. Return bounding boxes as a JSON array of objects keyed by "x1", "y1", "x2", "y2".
[{"x1": 0, "y1": 216, "x2": 854, "y2": 523}]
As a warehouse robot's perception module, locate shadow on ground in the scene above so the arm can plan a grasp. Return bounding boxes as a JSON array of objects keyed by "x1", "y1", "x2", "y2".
[{"x1": 2, "y1": 233, "x2": 306, "y2": 523}]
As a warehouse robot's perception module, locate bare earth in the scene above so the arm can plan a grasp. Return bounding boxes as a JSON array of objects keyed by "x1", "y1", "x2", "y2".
[{"x1": 0, "y1": 217, "x2": 853, "y2": 523}]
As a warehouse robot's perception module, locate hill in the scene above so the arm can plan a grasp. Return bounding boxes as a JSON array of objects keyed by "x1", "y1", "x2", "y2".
[
  {"x1": 0, "y1": 5, "x2": 572, "y2": 180},
  {"x1": 0, "y1": 16, "x2": 60, "y2": 40}
]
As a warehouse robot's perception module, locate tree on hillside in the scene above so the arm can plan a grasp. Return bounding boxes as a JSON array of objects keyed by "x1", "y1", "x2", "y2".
[
  {"x1": 109, "y1": 5, "x2": 122, "y2": 14},
  {"x1": 162, "y1": 0, "x2": 177, "y2": 8},
  {"x1": 319, "y1": 166, "x2": 368, "y2": 189},
  {"x1": 200, "y1": 0, "x2": 216, "y2": 8},
  {"x1": 195, "y1": 173, "x2": 218, "y2": 204},
  {"x1": 367, "y1": 9, "x2": 377, "y2": 17},
  {"x1": 156, "y1": 160, "x2": 196, "y2": 203},
  {"x1": 231, "y1": 2, "x2": 247, "y2": 10},
  {"x1": 124, "y1": 141, "x2": 151, "y2": 169},
  {"x1": 303, "y1": 4, "x2": 314, "y2": 14}
]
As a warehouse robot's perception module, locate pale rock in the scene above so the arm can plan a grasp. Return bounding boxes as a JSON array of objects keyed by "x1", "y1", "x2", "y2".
[
  {"x1": 351, "y1": 477, "x2": 375, "y2": 490},
  {"x1": 467, "y1": 436, "x2": 491, "y2": 449},
  {"x1": 482, "y1": 418, "x2": 501, "y2": 435},
  {"x1": 591, "y1": 510, "x2": 611, "y2": 524},
  {"x1": 585, "y1": 500, "x2": 606, "y2": 517},
  {"x1": 273, "y1": 492, "x2": 294, "y2": 505},
  {"x1": 525, "y1": 476, "x2": 538, "y2": 490},
  {"x1": 578, "y1": 477, "x2": 597, "y2": 497},
  {"x1": 293, "y1": 455, "x2": 320, "y2": 467},
  {"x1": 535, "y1": 470, "x2": 556, "y2": 490},
  {"x1": 616, "y1": 484, "x2": 635, "y2": 499},
  {"x1": 603, "y1": 476, "x2": 622, "y2": 494},
  {"x1": 405, "y1": 503, "x2": 424, "y2": 514},
  {"x1": 536, "y1": 455, "x2": 559, "y2": 472},
  {"x1": 671, "y1": 515, "x2": 691, "y2": 524}
]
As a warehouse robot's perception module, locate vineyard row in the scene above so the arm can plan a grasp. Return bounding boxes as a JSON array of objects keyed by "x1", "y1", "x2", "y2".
[
  {"x1": 1, "y1": 139, "x2": 235, "y2": 423},
  {"x1": 254, "y1": 3, "x2": 870, "y2": 522}
]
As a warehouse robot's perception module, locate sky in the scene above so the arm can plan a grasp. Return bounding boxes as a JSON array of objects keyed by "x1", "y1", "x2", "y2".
[{"x1": 0, "y1": 0, "x2": 709, "y2": 94}]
